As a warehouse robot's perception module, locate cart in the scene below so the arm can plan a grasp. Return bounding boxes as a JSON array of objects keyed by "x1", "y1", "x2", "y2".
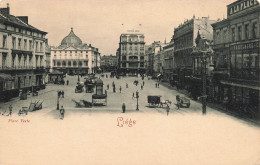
[
  {"x1": 147, "y1": 95, "x2": 161, "y2": 107},
  {"x1": 75, "y1": 83, "x2": 84, "y2": 93},
  {"x1": 18, "y1": 107, "x2": 28, "y2": 116},
  {"x1": 72, "y1": 99, "x2": 92, "y2": 108},
  {"x1": 176, "y1": 95, "x2": 190, "y2": 108}
]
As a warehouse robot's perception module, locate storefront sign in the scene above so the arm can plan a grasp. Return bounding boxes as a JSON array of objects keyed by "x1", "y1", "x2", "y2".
[
  {"x1": 92, "y1": 98, "x2": 106, "y2": 105},
  {"x1": 231, "y1": 41, "x2": 260, "y2": 50},
  {"x1": 228, "y1": 0, "x2": 259, "y2": 16}
]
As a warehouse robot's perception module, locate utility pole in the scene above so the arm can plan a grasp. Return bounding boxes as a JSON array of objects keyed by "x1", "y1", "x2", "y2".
[
  {"x1": 136, "y1": 90, "x2": 139, "y2": 111},
  {"x1": 201, "y1": 52, "x2": 207, "y2": 115}
]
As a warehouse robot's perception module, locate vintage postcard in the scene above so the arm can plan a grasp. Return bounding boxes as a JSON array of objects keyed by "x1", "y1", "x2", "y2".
[{"x1": 0, "y1": 0, "x2": 259, "y2": 164}]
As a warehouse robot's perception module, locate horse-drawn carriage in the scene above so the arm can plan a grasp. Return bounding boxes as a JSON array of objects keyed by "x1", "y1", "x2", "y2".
[
  {"x1": 147, "y1": 95, "x2": 172, "y2": 108},
  {"x1": 176, "y1": 95, "x2": 190, "y2": 108},
  {"x1": 72, "y1": 99, "x2": 92, "y2": 108},
  {"x1": 133, "y1": 80, "x2": 139, "y2": 86},
  {"x1": 75, "y1": 82, "x2": 84, "y2": 93},
  {"x1": 147, "y1": 95, "x2": 161, "y2": 107}
]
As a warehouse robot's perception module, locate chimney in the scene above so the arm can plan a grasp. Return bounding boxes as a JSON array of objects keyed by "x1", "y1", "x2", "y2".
[
  {"x1": 0, "y1": 3, "x2": 10, "y2": 17},
  {"x1": 17, "y1": 16, "x2": 28, "y2": 24}
]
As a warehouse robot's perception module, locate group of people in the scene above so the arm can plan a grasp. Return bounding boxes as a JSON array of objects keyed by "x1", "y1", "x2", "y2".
[
  {"x1": 58, "y1": 90, "x2": 65, "y2": 98},
  {"x1": 1, "y1": 105, "x2": 12, "y2": 116},
  {"x1": 155, "y1": 83, "x2": 160, "y2": 88}
]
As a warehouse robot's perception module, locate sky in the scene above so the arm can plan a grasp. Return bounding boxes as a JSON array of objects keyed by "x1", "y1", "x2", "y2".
[{"x1": 0, "y1": 0, "x2": 241, "y2": 55}]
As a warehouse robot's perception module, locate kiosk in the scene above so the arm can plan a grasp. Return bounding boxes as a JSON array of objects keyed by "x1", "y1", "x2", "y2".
[{"x1": 92, "y1": 79, "x2": 107, "y2": 106}]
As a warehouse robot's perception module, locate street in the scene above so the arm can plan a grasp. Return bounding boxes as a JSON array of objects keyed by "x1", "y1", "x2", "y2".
[{"x1": 0, "y1": 74, "x2": 259, "y2": 165}]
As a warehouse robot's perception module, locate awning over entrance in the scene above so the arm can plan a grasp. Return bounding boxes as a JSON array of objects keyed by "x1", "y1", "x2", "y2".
[
  {"x1": 220, "y1": 81, "x2": 260, "y2": 91},
  {"x1": 0, "y1": 73, "x2": 13, "y2": 81}
]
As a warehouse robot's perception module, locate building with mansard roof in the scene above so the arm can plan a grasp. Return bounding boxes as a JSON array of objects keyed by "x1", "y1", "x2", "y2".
[
  {"x1": 0, "y1": 3, "x2": 48, "y2": 100},
  {"x1": 50, "y1": 28, "x2": 100, "y2": 76},
  {"x1": 211, "y1": 0, "x2": 259, "y2": 118}
]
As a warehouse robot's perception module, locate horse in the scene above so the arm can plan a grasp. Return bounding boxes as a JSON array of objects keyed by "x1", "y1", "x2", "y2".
[{"x1": 159, "y1": 100, "x2": 172, "y2": 107}]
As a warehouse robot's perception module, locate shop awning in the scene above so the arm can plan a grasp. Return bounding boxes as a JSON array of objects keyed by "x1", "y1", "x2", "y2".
[
  {"x1": 220, "y1": 81, "x2": 260, "y2": 91},
  {"x1": 0, "y1": 73, "x2": 13, "y2": 81}
]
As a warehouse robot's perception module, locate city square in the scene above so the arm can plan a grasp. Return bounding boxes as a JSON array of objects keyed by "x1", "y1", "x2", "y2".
[{"x1": 0, "y1": 0, "x2": 259, "y2": 164}]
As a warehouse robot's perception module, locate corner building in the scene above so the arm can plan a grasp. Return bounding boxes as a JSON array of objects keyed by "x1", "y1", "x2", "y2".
[
  {"x1": 212, "y1": 0, "x2": 259, "y2": 119},
  {"x1": 118, "y1": 32, "x2": 145, "y2": 75},
  {"x1": 51, "y1": 28, "x2": 100, "y2": 75},
  {"x1": 0, "y1": 4, "x2": 47, "y2": 100}
]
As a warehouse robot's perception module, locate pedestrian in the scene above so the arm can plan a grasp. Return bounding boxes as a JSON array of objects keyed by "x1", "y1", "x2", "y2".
[
  {"x1": 158, "y1": 83, "x2": 160, "y2": 88},
  {"x1": 62, "y1": 90, "x2": 64, "y2": 98},
  {"x1": 67, "y1": 80, "x2": 69, "y2": 85},
  {"x1": 113, "y1": 86, "x2": 116, "y2": 93},
  {"x1": 176, "y1": 95, "x2": 180, "y2": 110},
  {"x1": 166, "y1": 105, "x2": 170, "y2": 116},
  {"x1": 122, "y1": 103, "x2": 126, "y2": 113},
  {"x1": 60, "y1": 106, "x2": 65, "y2": 120},
  {"x1": 9, "y1": 104, "x2": 12, "y2": 116},
  {"x1": 143, "y1": 81, "x2": 145, "y2": 86},
  {"x1": 155, "y1": 83, "x2": 157, "y2": 88},
  {"x1": 126, "y1": 83, "x2": 128, "y2": 88},
  {"x1": 119, "y1": 86, "x2": 122, "y2": 93},
  {"x1": 107, "y1": 84, "x2": 109, "y2": 90},
  {"x1": 132, "y1": 92, "x2": 135, "y2": 99},
  {"x1": 141, "y1": 85, "x2": 143, "y2": 90}
]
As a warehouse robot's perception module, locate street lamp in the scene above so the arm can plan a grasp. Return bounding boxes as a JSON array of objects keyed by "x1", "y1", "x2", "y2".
[
  {"x1": 78, "y1": 52, "x2": 80, "y2": 82},
  {"x1": 136, "y1": 90, "x2": 139, "y2": 111},
  {"x1": 200, "y1": 51, "x2": 208, "y2": 115},
  {"x1": 57, "y1": 90, "x2": 60, "y2": 110}
]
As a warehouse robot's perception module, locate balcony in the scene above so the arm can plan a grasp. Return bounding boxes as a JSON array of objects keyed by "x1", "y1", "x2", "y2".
[{"x1": 0, "y1": 66, "x2": 45, "y2": 71}]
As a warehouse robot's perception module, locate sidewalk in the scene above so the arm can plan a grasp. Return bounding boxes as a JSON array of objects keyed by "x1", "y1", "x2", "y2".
[{"x1": 157, "y1": 80, "x2": 260, "y2": 125}]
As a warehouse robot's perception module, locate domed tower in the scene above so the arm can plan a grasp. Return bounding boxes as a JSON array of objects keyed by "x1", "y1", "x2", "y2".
[{"x1": 61, "y1": 27, "x2": 82, "y2": 47}]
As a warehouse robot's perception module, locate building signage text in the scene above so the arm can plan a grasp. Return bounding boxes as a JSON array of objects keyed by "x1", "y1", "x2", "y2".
[{"x1": 228, "y1": 0, "x2": 259, "y2": 16}]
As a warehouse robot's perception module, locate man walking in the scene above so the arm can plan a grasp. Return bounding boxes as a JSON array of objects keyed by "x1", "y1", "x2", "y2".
[
  {"x1": 132, "y1": 92, "x2": 135, "y2": 99},
  {"x1": 60, "y1": 106, "x2": 65, "y2": 120},
  {"x1": 9, "y1": 104, "x2": 13, "y2": 116},
  {"x1": 155, "y1": 83, "x2": 157, "y2": 88},
  {"x1": 122, "y1": 103, "x2": 126, "y2": 113},
  {"x1": 158, "y1": 83, "x2": 160, "y2": 88},
  {"x1": 66, "y1": 80, "x2": 69, "y2": 85},
  {"x1": 119, "y1": 86, "x2": 122, "y2": 93}
]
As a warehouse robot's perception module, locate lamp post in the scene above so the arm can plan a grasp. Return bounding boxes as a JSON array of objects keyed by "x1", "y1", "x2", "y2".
[
  {"x1": 200, "y1": 52, "x2": 207, "y2": 115},
  {"x1": 78, "y1": 52, "x2": 80, "y2": 82},
  {"x1": 57, "y1": 91, "x2": 60, "y2": 110},
  {"x1": 136, "y1": 90, "x2": 139, "y2": 111}
]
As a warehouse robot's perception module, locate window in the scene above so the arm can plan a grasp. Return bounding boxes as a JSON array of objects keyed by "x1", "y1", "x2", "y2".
[
  {"x1": 36, "y1": 42, "x2": 38, "y2": 52},
  {"x1": 252, "y1": 22, "x2": 257, "y2": 39},
  {"x1": 232, "y1": 28, "x2": 235, "y2": 42},
  {"x1": 223, "y1": 29, "x2": 227, "y2": 42},
  {"x1": 40, "y1": 42, "x2": 43, "y2": 52},
  {"x1": 12, "y1": 55, "x2": 15, "y2": 68},
  {"x1": 24, "y1": 39, "x2": 27, "y2": 50},
  {"x1": 12, "y1": 37, "x2": 16, "y2": 49},
  {"x1": 24, "y1": 76, "x2": 26, "y2": 86},
  {"x1": 2, "y1": 35, "x2": 7, "y2": 48},
  {"x1": 18, "y1": 38, "x2": 22, "y2": 49},
  {"x1": 2, "y1": 53, "x2": 7, "y2": 68},
  {"x1": 29, "y1": 40, "x2": 32, "y2": 50},
  {"x1": 238, "y1": 26, "x2": 242, "y2": 41},
  {"x1": 245, "y1": 24, "x2": 249, "y2": 40}
]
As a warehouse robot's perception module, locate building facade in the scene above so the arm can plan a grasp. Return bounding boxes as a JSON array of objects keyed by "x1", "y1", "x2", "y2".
[
  {"x1": 146, "y1": 41, "x2": 162, "y2": 76},
  {"x1": 51, "y1": 28, "x2": 100, "y2": 76},
  {"x1": 0, "y1": 4, "x2": 48, "y2": 100},
  {"x1": 172, "y1": 16, "x2": 216, "y2": 89},
  {"x1": 118, "y1": 32, "x2": 145, "y2": 75},
  {"x1": 162, "y1": 41, "x2": 174, "y2": 83},
  {"x1": 212, "y1": 0, "x2": 259, "y2": 118},
  {"x1": 100, "y1": 55, "x2": 117, "y2": 72}
]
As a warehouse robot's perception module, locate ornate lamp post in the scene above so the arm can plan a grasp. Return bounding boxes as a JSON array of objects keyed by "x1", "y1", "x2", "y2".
[
  {"x1": 200, "y1": 51, "x2": 211, "y2": 115},
  {"x1": 136, "y1": 90, "x2": 139, "y2": 111}
]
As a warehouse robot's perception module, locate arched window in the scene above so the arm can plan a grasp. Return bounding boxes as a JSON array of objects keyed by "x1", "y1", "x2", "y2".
[
  {"x1": 62, "y1": 61, "x2": 66, "y2": 66},
  {"x1": 68, "y1": 61, "x2": 71, "y2": 66},
  {"x1": 57, "y1": 61, "x2": 61, "y2": 66},
  {"x1": 73, "y1": 61, "x2": 77, "y2": 66}
]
